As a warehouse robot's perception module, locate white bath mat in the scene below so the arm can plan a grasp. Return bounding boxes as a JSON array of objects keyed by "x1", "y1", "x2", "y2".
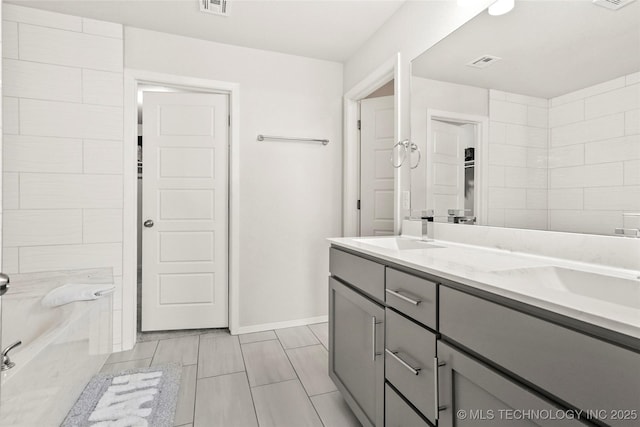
[{"x1": 62, "y1": 363, "x2": 181, "y2": 427}]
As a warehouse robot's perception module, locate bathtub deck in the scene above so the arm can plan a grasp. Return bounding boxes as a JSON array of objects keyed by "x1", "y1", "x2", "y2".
[{"x1": 100, "y1": 323, "x2": 359, "y2": 427}]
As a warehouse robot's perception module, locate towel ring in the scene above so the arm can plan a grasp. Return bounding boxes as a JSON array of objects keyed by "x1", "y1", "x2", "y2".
[
  {"x1": 410, "y1": 142, "x2": 421, "y2": 169},
  {"x1": 391, "y1": 140, "x2": 409, "y2": 168}
]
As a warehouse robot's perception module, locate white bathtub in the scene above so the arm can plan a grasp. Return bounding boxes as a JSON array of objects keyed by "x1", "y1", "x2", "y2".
[{"x1": 0, "y1": 269, "x2": 113, "y2": 427}]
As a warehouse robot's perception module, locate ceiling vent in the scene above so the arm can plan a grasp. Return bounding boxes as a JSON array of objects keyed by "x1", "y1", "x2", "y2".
[
  {"x1": 593, "y1": 0, "x2": 636, "y2": 10},
  {"x1": 200, "y1": 0, "x2": 229, "y2": 16},
  {"x1": 466, "y1": 55, "x2": 502, "y2": 69}
]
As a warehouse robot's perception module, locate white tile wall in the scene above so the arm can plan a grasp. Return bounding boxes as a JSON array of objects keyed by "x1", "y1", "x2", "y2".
[
  {"x1": 2, "y1": 173, "x2": 19, "y2": 210},
  {"x1": 83, "y1": 140, "x2": 123, "y2": 174},
  {"x1": 3, "y1": 135, "x2": 83, "y2": 173},
  {"x1": 488, "y1": 90, "x2": 548, "y2": 229},
  {"x1": 549, "y1": 100, "x2": 584, "y2": 128},
  {"x1": 3, "y1": 209, "x2": 83, "y2": 247},
  {"x1": 20, "y1": 173, "x2": 123, "y2": 209},
  {"x1": 19, "y1": 23, "x2": 123, "y2": 71},
  {"x1": 3, "y1": 59, "x2": 82, "y2": 102},
  {"x1": 548, "y1": 73, "x2": 640, "y2": 234},
  {"x1": 2, "y1": 20, "x2": 19, "y2": 59},
  {"x1": 3, "y1": 97, "x2": 19, "y2": 134},
  {"x1": 3, "y1": 3, "x2": 82, "y2": 31},
  {"x1": 2, "y1": 5, "x2": 124, "y2": 349}
]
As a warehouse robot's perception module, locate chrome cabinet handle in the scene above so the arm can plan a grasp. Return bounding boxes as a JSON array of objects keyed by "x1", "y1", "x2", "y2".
[
  {"x1": 385, "y1": 349, "x2": 421, "y2": 375},
  {"x1": 385, "y1": 289, "x2": 421, "y2": 305},
  {"x1": 434, "y1": 357, "x2": 447, "y2": 420},
  {"x1": 371, "y1": 317, "x2": 383, "y2": 361},
  {"x1": 143, "y1": 219, "x2": 154, "y2": 228}
]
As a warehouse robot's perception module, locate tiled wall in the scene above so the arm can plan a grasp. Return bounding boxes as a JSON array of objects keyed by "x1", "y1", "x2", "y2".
[
  {"x1": 1, "y1": 5, "x2": 125, "y2": 348},
  {"x1": 488, "y1": 90, "x2": 549, "y2": 230},
  {"x1": 548, "y1": 73, "x2": 640, "y2": 235}
]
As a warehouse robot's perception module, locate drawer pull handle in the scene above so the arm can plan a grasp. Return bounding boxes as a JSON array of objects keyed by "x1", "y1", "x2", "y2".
[
  {"x1": 371, "y1": 317, "x2": 382, "y2": 361},
  {"x1": 434, "y1": 357, "x2": 447, "y2": 420},
  {"x1": 386, "y1": 289, "x2": 421, "y2": 305},
  {"x1": 385, "y1": 349, "x2": 421, "y2": 375}
]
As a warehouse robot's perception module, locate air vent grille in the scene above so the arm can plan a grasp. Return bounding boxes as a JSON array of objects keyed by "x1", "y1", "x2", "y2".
[
  {"x1": 466, "y1": 55, "x2": 502, "y2": 69},
  {"x1": 200, "y1": 0, "x2": 229, "y2": 16},
  {"x1": 593, "y1": 0, "x2": 636, "y2": 10}
]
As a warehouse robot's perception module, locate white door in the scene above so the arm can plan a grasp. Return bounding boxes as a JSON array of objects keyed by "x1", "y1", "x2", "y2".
[
  {"x1": 360, "y1": 96, "x2": 395, "y2": 236},
  {"x1": 427, "y1": 119, "x2": 466, "y2": 218},
  {"x1": 142, "y1": 92, "x2": 228, "y2": 331}
]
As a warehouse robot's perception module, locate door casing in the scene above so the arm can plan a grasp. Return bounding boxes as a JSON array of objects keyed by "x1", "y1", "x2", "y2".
[{"x1": 123, "y1": 69, "x2": 240, "y2": 351}]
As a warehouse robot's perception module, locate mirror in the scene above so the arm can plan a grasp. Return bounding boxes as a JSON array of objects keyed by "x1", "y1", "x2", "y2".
[{"x1": 410, "y1": 0, "x2": 640, "y2": 236}]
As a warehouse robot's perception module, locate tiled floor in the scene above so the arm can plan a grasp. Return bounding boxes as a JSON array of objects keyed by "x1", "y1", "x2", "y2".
[{"x1": 100, "y1": 323, "x2": 361, "y2": 427}]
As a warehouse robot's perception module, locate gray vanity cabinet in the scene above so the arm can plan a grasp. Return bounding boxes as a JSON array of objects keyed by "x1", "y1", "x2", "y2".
[
  {"x1": 437, "y1": 341, "x2": 585, "y2": 427},
  {"x1": 329, "y1": 276, "x2": 385, "y2": 427}
]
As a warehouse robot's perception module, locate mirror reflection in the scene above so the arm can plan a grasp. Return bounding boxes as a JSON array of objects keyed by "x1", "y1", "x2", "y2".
[{"x1": 410, "y1": 0, "x2": 640, "y2": 236}]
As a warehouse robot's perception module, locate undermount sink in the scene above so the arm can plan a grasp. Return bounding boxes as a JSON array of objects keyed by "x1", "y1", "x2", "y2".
[
  {"x1": 353, "y1": 237, "x2": 444, "y2": 250},
  {"x1": 490, "y1": 266, "x2": 640, "y2": 309}
]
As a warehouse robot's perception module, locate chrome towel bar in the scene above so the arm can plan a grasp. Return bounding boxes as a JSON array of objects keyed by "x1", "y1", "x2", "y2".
[{"x1": 257, "y1": 134, "x2": 329, "y2": 145}]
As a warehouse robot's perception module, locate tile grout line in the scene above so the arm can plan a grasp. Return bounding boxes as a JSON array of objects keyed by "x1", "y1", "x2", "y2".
[
  {"x1": 277, "y1": 332, "x2": 327, "y2": 426},
  {"x1": 238, "y1": 334, "x2": 262, "y2": 427}
]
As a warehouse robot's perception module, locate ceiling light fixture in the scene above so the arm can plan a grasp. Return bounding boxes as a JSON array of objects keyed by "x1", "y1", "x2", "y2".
[{"x1": 488, "y1": 0, "x2": 515, "y2": 16}]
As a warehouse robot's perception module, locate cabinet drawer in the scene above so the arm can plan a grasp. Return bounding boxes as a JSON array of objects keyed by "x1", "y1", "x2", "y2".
[
  {"x1": 385, "y1": 267, "x2": 437, "y2": 329},
  {"x1": 440, "y1": 286, "x2": 640, "y2": 426},
  {"x1": 385, "y1": 384, "x2": 430, "y2": 427},
  {"x1": 385, "y1": 308, "x2": 436, "y2": 422},
  {"x1": 330, "y1": 248, "x2": 385, "y2": 301}
]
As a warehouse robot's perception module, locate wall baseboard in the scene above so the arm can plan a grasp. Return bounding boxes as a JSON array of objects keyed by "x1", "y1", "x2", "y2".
[{"x1": 233, "y1": 315, "x2": 328, "y2": 335}]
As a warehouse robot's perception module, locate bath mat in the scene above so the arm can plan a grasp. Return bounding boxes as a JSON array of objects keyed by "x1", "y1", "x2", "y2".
[{"x1": 62, "y1": 363, "x2": 181, "y2": 427}]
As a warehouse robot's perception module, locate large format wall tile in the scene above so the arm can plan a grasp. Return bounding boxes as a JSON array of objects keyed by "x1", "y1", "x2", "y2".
[
  {"x1": 20, "y1": 173, "x2": 123, "y2": 209},
  {"x1": 3, "y1": 59, "x2": 82, "y2": 102},
  {"x1": 19, "y1": 23, "x2": 122, "y2": 71}
]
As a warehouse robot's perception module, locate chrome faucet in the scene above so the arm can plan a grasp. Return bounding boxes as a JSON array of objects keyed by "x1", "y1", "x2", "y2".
[{"x1": 2, "y1": 341, "x2": 22, "y2": 371}]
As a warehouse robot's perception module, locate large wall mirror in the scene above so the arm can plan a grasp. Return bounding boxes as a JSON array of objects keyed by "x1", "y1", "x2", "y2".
[{"x1": 410, "y1": 0, "x2": 639, "y2": 236}]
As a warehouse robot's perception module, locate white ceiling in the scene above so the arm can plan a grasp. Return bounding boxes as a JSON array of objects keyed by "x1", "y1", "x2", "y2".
[
  {"x1": 411, "y1": 0, "x2": 640, "y2": 99},
  {"x1": 7, "y1": 0, "x2": 406, "y2": 62}
]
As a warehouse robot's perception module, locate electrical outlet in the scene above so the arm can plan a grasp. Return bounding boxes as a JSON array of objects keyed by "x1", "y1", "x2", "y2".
[{"x1": 402, "y1": 191, "x2": 411, "y2": 210}]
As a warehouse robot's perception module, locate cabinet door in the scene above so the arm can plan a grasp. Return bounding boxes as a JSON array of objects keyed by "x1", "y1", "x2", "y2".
[
  {"x1": 329, "y1": 277, "x2": 385, "y2": 427},
  {"x1": 437, "y1": 341, "x2": 586, "y2": 427}
]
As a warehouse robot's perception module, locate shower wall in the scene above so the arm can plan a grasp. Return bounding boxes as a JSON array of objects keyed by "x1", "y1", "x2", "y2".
[{"x1": 1, "y1": 4, "x2": 125, "y2": 349}]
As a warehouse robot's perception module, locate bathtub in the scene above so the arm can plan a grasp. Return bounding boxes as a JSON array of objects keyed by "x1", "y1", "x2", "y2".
[{"x1": 0, "y1": 269, "x2": 113, "y2": 427}]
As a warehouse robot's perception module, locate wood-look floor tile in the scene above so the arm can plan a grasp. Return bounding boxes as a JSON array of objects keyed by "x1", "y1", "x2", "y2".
[
  {"x1": 251, "y1": 379, "x2": 323, "y2": 427},
  {"x1": 173, "y1": 364, "x2": 197, "y2": 426},
  {"x1": 194, "y1": 372, "x2": 258, "y2": 427},
  {"x1": 197, "y1": 334, "x2": 244, "y2": 379},
  {"x1": 241, "y1": 339, "x2": 296, "y2": 387},
  {"x1": 308, "y1": 323, "x2": 328, "y2": 350},
  {"x1": 100, "y1": 358, "x2": 151, "y2": 374},
  {"x1": 151, "y1": 335, "x2": 199, "y2": 366},
  {"x1": 311, "y1": 391, "x2": 361, "y2": 427},
  {"x1": 106, "y1": 340, "x2": 158, "y2": 364},
  {"x1": 238, "y1": 330, "x2": 277, "y2": 344},
  {"x1": 286, "y1": 344, "x2": 336, "y2": 396},
  {"x1": 275, "y1": 326, "x2": 319, "y2": 349}
]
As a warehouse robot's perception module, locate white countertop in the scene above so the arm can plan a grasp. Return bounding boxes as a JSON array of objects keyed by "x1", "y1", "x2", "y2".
[{"x1": 328, "y1": 236, "x2": 640, "y2": 340}]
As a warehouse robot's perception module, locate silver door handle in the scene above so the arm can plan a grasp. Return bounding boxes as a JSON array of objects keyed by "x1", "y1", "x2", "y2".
[
  {"x1": 385, "y1": 349, "x2": 421, "y2": 375},
  {"x1": 0, "y1": 273, "x2": 9, "y2": 296},
  {"x1": 434, "y1": 357, "x2": 447, "y2": 420},
  {"x1": 385, "y1": 289, "x2": 421, "y2": 305},
  {"x1": 143, "y1": 219, "x2": 154, "y2": 228}
]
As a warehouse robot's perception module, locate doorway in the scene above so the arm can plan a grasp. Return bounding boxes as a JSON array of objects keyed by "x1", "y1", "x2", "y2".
[
  {"x1": 359, "y1": 81, "x2": 395, "y2": 236},
  {"x1": 136, "y1": 83, "x2": 230, "y2": 334},
  {"x1": 425, "y1": 110, "x2": 489, "y2": 225}
]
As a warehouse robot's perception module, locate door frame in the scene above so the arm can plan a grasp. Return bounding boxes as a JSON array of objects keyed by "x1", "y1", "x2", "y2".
[
  {"x1": 343, "y1": 53, "x2": 401, "y2": 237},
  {"x1": 123, "y1": 69, "x2": 240, "y2": 350},
  {"x1": 426, "y1": 109, "x2": 489, "y2": 225}
]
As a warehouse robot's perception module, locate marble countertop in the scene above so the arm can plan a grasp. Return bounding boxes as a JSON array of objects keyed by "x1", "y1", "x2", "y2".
[{"x1": 328, "y1": 236, "x2": 640, "y2": 340}]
